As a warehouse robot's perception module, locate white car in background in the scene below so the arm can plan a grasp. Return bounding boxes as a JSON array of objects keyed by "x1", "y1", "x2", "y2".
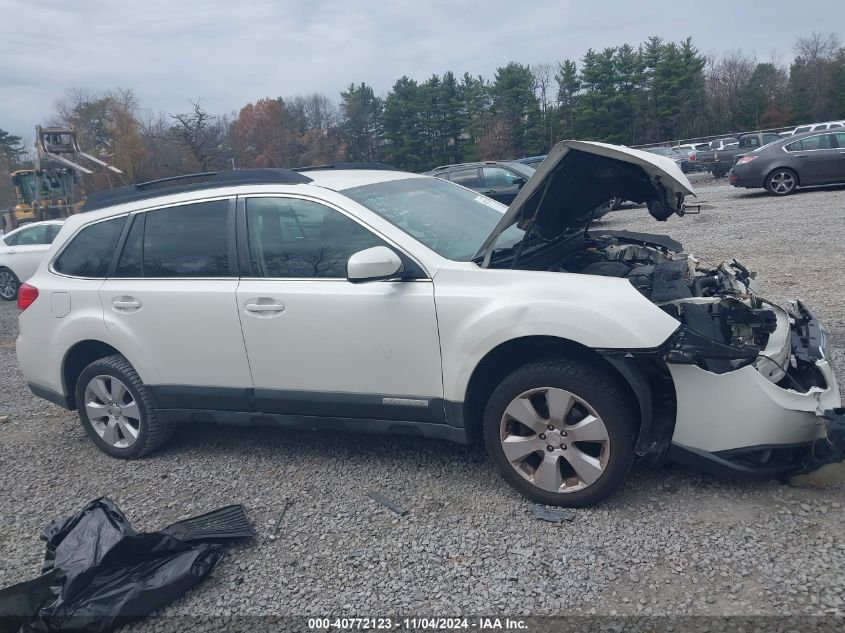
[
  {"x1": 790, "y1": 121, "x2": 845, "y2": 135},
  {"x1": 0, "y1": 220, "x2": 64, "y2": 301}
]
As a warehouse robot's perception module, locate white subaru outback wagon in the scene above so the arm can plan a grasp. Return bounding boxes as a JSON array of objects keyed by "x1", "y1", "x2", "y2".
[{"x1": 16, "y1": 141, "x2": 844, "y2": 506}]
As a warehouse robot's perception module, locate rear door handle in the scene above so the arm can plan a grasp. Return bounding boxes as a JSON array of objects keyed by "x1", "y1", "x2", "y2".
[
  {"x1": 795, "y1": 154, "x2": 808, "y2": 158},
  {"x1": 245, "y1": 300, "x2": 285, "y2": 314},
  {"x1": 6, "y1": 249, "x2": 16, "y2": 254},
  {"x1": 112, "y1": 297, "x2": 141, "y2": 311}
]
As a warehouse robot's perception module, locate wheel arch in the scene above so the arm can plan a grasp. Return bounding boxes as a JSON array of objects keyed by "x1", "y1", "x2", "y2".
[
  {"x1": 766, "y1": 165, "x2": 801, "y2": 187},
  {"x1": 62, "y1": 340, "x2": 122, "y2": 409},
  {"x1": 459, "y1": 335, "x2": 676, "y2": 458}
]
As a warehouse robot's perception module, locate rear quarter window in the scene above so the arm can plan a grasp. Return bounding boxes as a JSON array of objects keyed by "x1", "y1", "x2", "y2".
[{"x1": 53, "y1": 217, "x2": 126, "y2": 278}]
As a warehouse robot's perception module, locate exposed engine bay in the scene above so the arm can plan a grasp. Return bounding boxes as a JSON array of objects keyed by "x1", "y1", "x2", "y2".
[{"x1": 496, "y1": 228, "x2": 828, "y2": 393}]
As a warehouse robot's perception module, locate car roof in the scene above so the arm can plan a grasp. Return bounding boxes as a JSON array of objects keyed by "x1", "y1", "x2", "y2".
[
  {"x1": 59, "y1": 169, "x2": 425, "y2": 233},
  {"x1": 302, "y1": 168, "x2": 421, "y2": 191}
]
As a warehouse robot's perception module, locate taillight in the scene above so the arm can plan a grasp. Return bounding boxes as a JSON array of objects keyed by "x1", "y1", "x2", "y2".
[
  {"x1": 689, "y1": 152, "x2": 696, "y2": 161},
  {"x1": 736, "y1": 155, "x2": 758, "y2": 166},
  {"x1": 17, "y1": 283, "x2": 39, "y2": 311}
]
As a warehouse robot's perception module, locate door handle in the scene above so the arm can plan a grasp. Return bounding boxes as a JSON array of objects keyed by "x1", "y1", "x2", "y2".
[
  {"x1": 795, "y1": 154, "x2": 808, "y2": 158},
  {"x1": 112, "y1": 297, "x2": 141, "y2": 311},
  {"x1": 245, "y1": 301, "x2": 285, "y2": 313},
  {"x1": 6, "y1": 249, "x2": 16, "y2": 254},
  {"x1": 481, "y1": 190, "x2": 497, "y2": 195}
]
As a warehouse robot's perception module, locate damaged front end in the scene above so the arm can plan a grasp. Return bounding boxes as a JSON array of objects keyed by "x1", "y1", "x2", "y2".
[
  {"x1": 477, "y1": 140, "x2": 842, "y2": 479},
  {"x1": 566, "y1": 230, "x2": 844, "y2": 477}
]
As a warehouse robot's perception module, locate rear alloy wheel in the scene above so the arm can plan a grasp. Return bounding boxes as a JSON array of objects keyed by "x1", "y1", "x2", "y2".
[
  {"x1": 0, "y1": 268, "x2": 19, "y2": 301},
  {"x1": 483, "y1": 359, "x2": 636, "y2": 507},
  {"x1": 76, "y1": 354, "x2": 171, "y2": 458},
  {"x1": 766, "y1": 169, "x2": 797, "y2": 196}
]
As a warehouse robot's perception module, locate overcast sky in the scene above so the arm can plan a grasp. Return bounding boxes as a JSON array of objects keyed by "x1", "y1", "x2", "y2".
[{"x1": 1, "y1": 0, "x2": 843, "y2": 142}]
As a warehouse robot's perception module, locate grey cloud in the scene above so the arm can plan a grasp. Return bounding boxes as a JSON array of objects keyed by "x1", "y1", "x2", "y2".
[{"x1": 1, "y1": 0, "x2": 843, "y2": 141}]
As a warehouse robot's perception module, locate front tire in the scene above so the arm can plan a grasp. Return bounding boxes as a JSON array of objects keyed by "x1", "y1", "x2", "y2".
[
  {"x1": 0, "y1": 268, "x2": 20, "y2": 301},
  {"x1": 75, "y1": 354, "x2": 172, "y2": 458},
  {"x1": 765, "y1": 168, "x2": 798, "y2": 196},
  {"x1": 483, "y1": 359, "x2": 637, "y2": 507}
]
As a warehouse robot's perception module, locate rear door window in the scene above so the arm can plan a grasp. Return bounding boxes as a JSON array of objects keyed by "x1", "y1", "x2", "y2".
[
  {"x1": 787, "y1": 135, "x2": 835, "y2": 151},
  {"x1": 136, "y1": 200, "x2": 231, "y2": 277},
  {"x1": 449, "y1": 168, "x2": 482, "y2": 187},
  {"x1": 53, "y1": 217, "x2": 126, "y2": 278}
]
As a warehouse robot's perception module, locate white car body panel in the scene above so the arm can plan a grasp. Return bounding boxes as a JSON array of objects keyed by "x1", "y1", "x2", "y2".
[
  {"x1": 433, "y1": 265, "x2": 680, "y2": 402},
  {"x1": 236, "y1": 278, "x2": 443, "y2": 397},
  {"x1": 100, "y1": 278, "x2": 253, "y2": 388},
  {"x1": 476, "y1": 140, "x2": 695, "y2": 259}
]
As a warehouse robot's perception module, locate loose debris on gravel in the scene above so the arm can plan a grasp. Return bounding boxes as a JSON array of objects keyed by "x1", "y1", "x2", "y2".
[{"x1": 0, "y1": 180, "x2": 843, "y2": 621}]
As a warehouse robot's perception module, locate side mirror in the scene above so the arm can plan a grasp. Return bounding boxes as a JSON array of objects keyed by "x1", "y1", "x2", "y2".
[
  {"x1": 347, "y1": 246, "x2": 403, "y2": 283},
  {"x1": 511, "y1": 176, "x2": 526, "y2": 187}
]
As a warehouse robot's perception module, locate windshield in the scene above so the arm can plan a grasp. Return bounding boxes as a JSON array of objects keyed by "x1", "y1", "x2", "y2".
[{"x1": 342, "y1": 177, "x2": 524, "y2": 261}]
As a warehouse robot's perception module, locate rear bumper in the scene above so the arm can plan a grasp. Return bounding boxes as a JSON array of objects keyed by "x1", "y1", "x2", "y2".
[
  {"x1": 728, "y1": 169, "x2": 764, "y2": 188},
  {"x1": 17, "y1": 335, "x2": 68, "y2": 403}
]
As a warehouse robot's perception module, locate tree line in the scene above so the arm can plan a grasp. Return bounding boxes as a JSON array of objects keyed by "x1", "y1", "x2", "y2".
[{"x1": 1, "y1": 31, "x2": 843, "y2": 206}]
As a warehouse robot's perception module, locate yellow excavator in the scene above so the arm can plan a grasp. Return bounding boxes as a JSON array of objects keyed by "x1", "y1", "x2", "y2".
[{"x1": 3, "y1": 126, "x2": 122, "y2": 231}]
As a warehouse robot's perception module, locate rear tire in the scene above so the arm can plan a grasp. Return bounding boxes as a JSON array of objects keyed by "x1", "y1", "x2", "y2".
[
  {"x1": 765, "y1": 168, "x2": 798, "y2": 196},
  {"x1": 75, "y1": 354, "x2": 172, "y2": 458},
  {"x1": 482, "y1": 358, "x2": 637, "y2": 507},
  {"x1": 0, "y1": 268, "x2": 19, "y2": 301}
]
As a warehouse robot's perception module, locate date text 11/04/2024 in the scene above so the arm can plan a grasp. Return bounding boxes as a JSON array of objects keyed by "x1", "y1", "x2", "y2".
[{"x1": 307, "y1": 617, "x2": 528, "y2": 630}]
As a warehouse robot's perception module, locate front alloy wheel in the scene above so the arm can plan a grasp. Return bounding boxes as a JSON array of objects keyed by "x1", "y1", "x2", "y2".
[
  {"x1": 500, "y1": 387, "x2": 611, "y2": 494},
  {"x1": 483, "y1": 359, "x2": 636, "y2": 506}
]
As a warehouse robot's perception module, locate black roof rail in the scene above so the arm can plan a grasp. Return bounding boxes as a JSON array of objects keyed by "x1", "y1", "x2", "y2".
[
  {"x1": 82, "y1": 169, "x2": 312, "y2": 212},
  {"x1": 293, "y1": 162, "x2": 399, "y2": 172}
]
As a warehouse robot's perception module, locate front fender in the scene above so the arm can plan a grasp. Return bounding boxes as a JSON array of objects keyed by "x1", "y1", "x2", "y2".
[{"x1": 433, "y1": 267, "x2": 679, "y2": 402}]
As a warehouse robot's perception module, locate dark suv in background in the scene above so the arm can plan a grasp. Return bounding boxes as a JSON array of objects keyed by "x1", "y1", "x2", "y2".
[{"x1": 426, "y1": 161, "x2": 535, "y2": 204}]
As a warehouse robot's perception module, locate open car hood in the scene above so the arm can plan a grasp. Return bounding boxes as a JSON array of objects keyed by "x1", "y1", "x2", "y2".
[{"x1": 474, "y1": 140, "x2": 695, "y2": 261}]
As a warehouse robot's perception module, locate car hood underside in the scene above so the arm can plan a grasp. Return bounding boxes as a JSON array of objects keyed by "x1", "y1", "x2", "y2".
[{"x1": 475, "y1": 140, "x2": 696, "y2": 260}]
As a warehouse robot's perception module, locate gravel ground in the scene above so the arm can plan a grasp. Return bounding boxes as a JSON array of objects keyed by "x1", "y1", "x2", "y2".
[{"x1": 1, "y1": 180, "x2": 844, "y2": 624}]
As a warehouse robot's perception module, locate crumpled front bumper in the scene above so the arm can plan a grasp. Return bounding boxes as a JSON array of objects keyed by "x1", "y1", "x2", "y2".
[{"x1": 667, "y1": 302, "x2": 844, "y2": 478}]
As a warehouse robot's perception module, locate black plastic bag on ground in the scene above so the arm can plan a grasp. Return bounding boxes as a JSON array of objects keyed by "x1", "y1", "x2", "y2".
[{"x1": 0, "y1": 498, "x2": 252, "y2": 633}]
